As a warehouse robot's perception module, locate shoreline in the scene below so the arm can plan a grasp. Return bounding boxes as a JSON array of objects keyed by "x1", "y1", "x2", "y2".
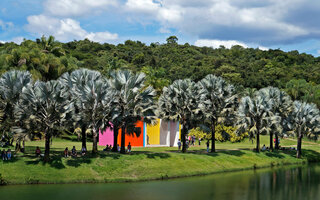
[{"x1": 1, "y1": 152, "x2": 316, "y2": 186}]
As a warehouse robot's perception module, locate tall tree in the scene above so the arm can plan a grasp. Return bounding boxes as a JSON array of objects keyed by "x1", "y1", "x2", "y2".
[
  {"x1": 197, "y1": 74, "x2": 237, "y2": 152},
  {"x1": 59, "y1": 69, "x2": 110, "y2": 153},
  {"x1": 158, "y1": 79, "x2": 198, "y2": 153},
  {"x1": 110, "y1": 70, "x2": 157, "y2": 154},
  {"x1": 236, "y1": 91, "x2": 273, "y2": 152},
  {"x1": 258, "y1": 87, "x2": 292, "y2": 150},
  {"x1": 14, "y1": 80, "x2": 73, "y2": 161},
  {"x1": 59, "y1": 69, "x2": 102, "y2": 150},
  {"x1": 286, "y1": 101, "x2": 320, "y2": 158},
  {"x1": 37, "y1": 35, "x2": 65, "y2": 57},
  {"x1": 0, "y1": 70, "x2": 32, "y2": 150}
]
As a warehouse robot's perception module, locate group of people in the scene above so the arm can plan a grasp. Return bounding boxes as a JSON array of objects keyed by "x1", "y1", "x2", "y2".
[
  {"x1": 103, "y1": 144, "x2": 113, "y2": 151},
  {"x1": 103, "y1": 143, "x2": 132, "y2": 153},
  {"x1": 1, "y1": 149, "x2": 12, "y2": 161},
  {"x1": 63, "y1": 146, "x2": 87, "y2": 158},
  {"x1": 177, "y1": 137, "x2": 209, "y2": 152},
  {"x1": 188, "y1": 135, "x2": 197, "y2": 146}
]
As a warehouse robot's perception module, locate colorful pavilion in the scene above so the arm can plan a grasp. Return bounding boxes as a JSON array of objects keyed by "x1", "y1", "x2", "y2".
[{"x1": 98, "y1": 119, "x2": 181, "y2": 147}]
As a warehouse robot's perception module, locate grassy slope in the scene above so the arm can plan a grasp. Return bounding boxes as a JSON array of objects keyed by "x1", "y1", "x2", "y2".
[{"x1": 0, "y1": 136, "x2": 319, "y2": 185}]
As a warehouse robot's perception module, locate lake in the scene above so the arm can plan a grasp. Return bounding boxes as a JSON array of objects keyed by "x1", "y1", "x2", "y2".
[{"x1": 0, "y1": 164, "x2": 319, "y2": 200}]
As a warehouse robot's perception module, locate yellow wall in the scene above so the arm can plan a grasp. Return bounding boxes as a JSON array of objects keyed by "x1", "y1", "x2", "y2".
[{"x1": 147, "y1": 119, "x2": 160, "y2": 145}]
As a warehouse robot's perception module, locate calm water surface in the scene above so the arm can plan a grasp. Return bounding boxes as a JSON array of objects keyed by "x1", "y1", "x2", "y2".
[{"x1": 0, "y1": 164, "x2": 319, "y2": 200}]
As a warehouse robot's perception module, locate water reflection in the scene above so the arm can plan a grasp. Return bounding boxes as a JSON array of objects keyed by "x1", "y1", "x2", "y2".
[{"x1": 0, "y1": 164, "x2": 319, "y2": 200}]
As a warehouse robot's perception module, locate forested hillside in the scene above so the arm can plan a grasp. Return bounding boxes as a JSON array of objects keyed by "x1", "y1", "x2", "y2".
[{"x1": 0, "y1": 36, "x2": 319, "y2": 106}]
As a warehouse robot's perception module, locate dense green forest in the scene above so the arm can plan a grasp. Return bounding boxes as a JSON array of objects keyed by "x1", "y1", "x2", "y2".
[{"x1": 0, "y1": 36, "x2": 319, "y2": 106}]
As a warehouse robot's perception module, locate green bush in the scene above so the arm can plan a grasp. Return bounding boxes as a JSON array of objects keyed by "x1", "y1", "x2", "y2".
[
  {"x1": 0, "y1": 173, "x2": 7, "y2": 185},
  {"x1": 188, "y1": 125, "x2": 248, "y2": 143}
]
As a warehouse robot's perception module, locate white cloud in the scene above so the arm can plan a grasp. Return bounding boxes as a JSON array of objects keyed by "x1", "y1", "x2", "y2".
[
  {"x1": 195, "y1": 39, "x2": 248, "y2": 49},
  {"x1": 159, "y1": 27, "x2": 171, "y2": 34},
  {"x1": 195, "y1": 39, "x2": 269, "y2": 50},
  {"x1": 258, "y1": 46, "x2": 269, "y2": 51},
  {"x1": 317, "y1": 50, "x2": 320, "y2": 55},
  {"x1": 0, "y1": 19, "x2": 14, "y2": 30},
  {"x1": 125, "y1": 0, "x2": 183, "y2": 24},
  {"x1": 0, "y1": 37, "x2": 24, "y2": 44},
  {"x1": 123, "y1": 0, "x2": 317, "y2": 45},
  {"x1": 125, "y1": 0, "x2": 160, "y2": 14},
  {"x1": 25, "y1": 15, "x2": 118, "y2": 43},
  {"x1": 11, "y1": 37, "x2": 24, "y2": 44},
  {"x1": 43, "y1": 0, "x2": 118, "y2": 17}
]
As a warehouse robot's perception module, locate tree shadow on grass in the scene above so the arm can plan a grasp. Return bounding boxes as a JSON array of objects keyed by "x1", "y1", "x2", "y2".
[
  {"x1": 24, "y1": 155, "x2": 65, "y2": 169},
  {"x1": 66, "y1": 157, "x2": 92, "y2": 168},
  {"x1": 146, "y1": 153, "x2": 171, "y2": 159},
  {"x1": 265, "y1": 151, "x2": 285, "y2": 158},
  {"x1": 165, "y1": 149, "x2": 220, "y2": 157},
  {"x1": 280, "y1": 149, "x2": 320, "y2": 162},
  {"x1": 98, "y1": 152, "x2": 121, "y2": 159},
  {"x1": 47, "y1": 155, "x2": 65, "y2": 169},
  {"x1": 25, "y1": 159, "x2": 41, "y2": 165},
  {"x1": 219, "y1": 150, "x2": 245, "y2": 157},
  {"x1": 129, "y1": 151, "x2": 171, "y2": 159},
  {"x1": 302, "y1": 149, "x2": 320, "y2": 162}
]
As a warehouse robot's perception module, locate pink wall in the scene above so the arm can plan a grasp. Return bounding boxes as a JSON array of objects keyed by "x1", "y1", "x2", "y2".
[{"x1": 99, "y1": 124, "x2": 114, "y2": 146}]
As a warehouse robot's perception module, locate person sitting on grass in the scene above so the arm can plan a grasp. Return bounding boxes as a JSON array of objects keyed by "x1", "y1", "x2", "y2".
[
  {"x1": 1, "y1": 149, "x2": 7, "y2": 161},
  {"x1": 64, "y1": 147, "x2": 69, "y2": 158},
  {"x1": 71, "y1": 146, "x2": 77, "y2": 157},
  {"x1": 35, "y1": 146, "x2": 41, "y2": 157},
  {"x1": 127, "y1": 142, "x2": 132, "y2": 153},
  {"x1": 81, "y1": 146, "x2": 86, "y2": 156},
  {"x1": 6, "y1": 149, "x2": 12, "y2": 160},
  {"x1": 103, "y1": 145, "x2": 109, "y2": 151},
  {"x1": 261, "y1": 144, "x2": 267, "y2": 151}
]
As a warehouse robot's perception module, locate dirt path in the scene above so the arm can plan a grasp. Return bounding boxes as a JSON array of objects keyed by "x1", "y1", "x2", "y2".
[{"x1": 285, "y1": 138, "x2": 320, "y2": 146}]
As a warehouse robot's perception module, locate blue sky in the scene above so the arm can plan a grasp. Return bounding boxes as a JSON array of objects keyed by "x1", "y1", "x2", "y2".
[{"x1": 1, "y1": 0, "x2": 320, "y2": 56}]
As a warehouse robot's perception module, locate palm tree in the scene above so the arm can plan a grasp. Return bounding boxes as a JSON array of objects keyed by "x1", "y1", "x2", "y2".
[
  {"x1": 285, "y1": 101, "x2": 320, "y2": 158},
  {"x1": 158, "y1": 79, "x2": 198, "y2": 153},
  {"x1": 59, "y1": 69, "x2": 110, "y2": 153},
  {"x1": 197, "y1": 74, "x2": 237, "y2": 152},
  {"x1": 36, "y1": 35, "x2": 65, "y2": 57},
  {"x1": 236, "y1": 91, "x2": 273, "y2": 152},
  {"x1": 0, "y1": 70, "x2": 32, "y2": 151},
  {"x1": 110, "y1": 71, "x2": 157, "y2": 154},
  {"x1": 258, "y1": 87, "x2": 292, "y2": 150},
  {"x1": 14, "y1": 80, "x2": 73, "y2": 161},
  {"x1": 75, "y1": 78, "x2": 112, "y2": 153}
]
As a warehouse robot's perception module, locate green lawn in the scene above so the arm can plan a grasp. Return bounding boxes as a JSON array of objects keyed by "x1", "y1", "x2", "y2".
[{"x1": 0, "y1": 135, "x2": 319, "y2": 185}]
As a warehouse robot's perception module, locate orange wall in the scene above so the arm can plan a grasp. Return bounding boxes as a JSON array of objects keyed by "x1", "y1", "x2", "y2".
[{"x1": 117, "y1": 120, "x2": 144, "y2": 147}]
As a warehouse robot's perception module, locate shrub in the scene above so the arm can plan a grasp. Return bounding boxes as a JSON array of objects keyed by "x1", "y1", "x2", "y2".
[
  {"x1": 188, "y1": 125, "x2": 248, "y2": 143},
  {"x1": 0, "y1": 173, "x2": 7, "y2": 185}
]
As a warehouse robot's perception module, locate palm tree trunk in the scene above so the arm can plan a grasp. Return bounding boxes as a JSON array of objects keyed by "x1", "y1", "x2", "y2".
[
  {"x1": 44, "y1": 129, "x2": 51, "y2": 162},
  {"x1": 270, "y1": 132, "x2": 273, "y2": 151},
  {"x1": 111, "y1": 126, "x2": 119, "y2": 152},
  {"x1": 181, "y1": 121, "x2": 187, "y2": 153},
  {"x1": 296, "y1": 131, "x2": 302, "y2": 158},
  {"x1": 22, "y1": 139, "x2": 25, "y2": 153},
  {"x1": 92, "y1": 127, "x2": 98, "y2": 154},
  {"x1": 211, "y1": 121, "x2": 216, "y2": 153},
  {"x1": 120, "y1": 125, "x2": 126, "y2": 154},
  {"x1": 81, "y1": 125, "x2": 86, "y2": 150},
  {"x1": 275, "y1": 134, "x2": 279, "y2": 150},
  {"x1": 15, "y1": 141, "x2": 21, "y2": 153},
  {"x1": 256, "y1": 131, "x2": 260, "y2": 152}
]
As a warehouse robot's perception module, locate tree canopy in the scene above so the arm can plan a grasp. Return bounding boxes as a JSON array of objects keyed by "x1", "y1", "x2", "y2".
[{"x1": 0, "y1": 36, "x2": 319, "y2": 107}]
